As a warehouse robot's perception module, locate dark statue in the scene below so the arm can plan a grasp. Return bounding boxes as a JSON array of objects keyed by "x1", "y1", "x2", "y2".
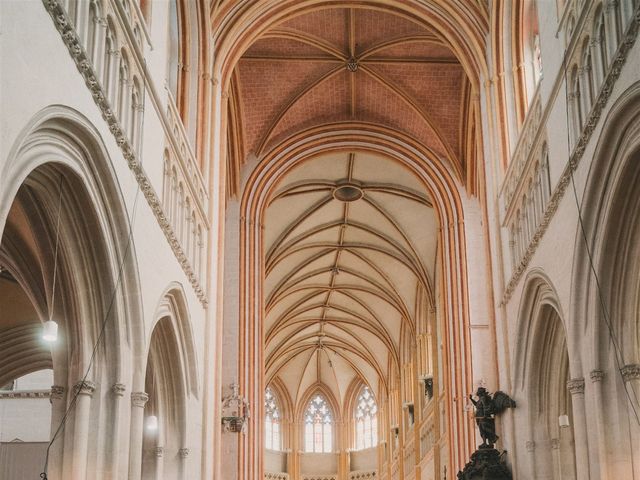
[
  {"x1": 468, "y1": 387, "x2": 516, "y2": 447},
  {"x1": 457, "y1": 387, "x2": 516, "y2": 480}
]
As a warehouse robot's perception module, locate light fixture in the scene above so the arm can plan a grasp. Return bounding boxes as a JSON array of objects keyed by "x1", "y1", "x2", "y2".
[
  {"x1": 221, "y1": 383, "x2": 250, "y2": 433},
  {"x1": 559, "y1": 414, "x2": 570, "y2": 428},
  {"x1": 146, "y1": 415, "x2": 158, "y2": 431},
  {"x1": 42, "y1": 319, "x2": 58, "y2": 343}
]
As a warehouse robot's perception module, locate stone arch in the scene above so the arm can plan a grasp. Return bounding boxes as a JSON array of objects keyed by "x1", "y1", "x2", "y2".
[
  {"x1": 237, "y1": 122, "x2": 478, "y2": 478},
  {"x1": 513, "y1": 270, "x2": 577, "y2": 480},
  {"x1": 0, "y1": 105, "x2": 143, "y2": 478},
  {"x1": 572, "y1": 81, "x2": 640, "y2": 366},
  {"x1": 570, "y1": 82, "x2": 640, "y2": 479}
]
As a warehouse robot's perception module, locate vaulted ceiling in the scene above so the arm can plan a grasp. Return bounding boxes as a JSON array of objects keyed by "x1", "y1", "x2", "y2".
[
  {"x1": 264, "y1": 151, "x2": 436, "y2": 409},
  {"x1": 228, "y1": 7, "x2": 474, "y2": 196}
]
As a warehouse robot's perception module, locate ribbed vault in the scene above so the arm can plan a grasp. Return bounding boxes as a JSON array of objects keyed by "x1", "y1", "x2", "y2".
[
  {"x1": 264, "y1": 150, "x2": 437, "y2": 408},
  {"x1": 226, "y1": 6, "x2": 479, "y2": 196}
]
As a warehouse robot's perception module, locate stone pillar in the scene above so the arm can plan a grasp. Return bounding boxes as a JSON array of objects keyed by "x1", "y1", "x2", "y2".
[
  {"x1": 154, "y1": 446, "x2": 164, "y2": 480},
  {"x1": 178, "y1": 448, "x2": 190, "y2": 480},
  {"x1": 71, "y1": 380, "x2": 96, "y2": 480},
  {"x1": 110, "y1": 383, "x2": 126, "y2": 480},
  {"x1": 605, "y1": 0, "x2": 621, "y2": 58},
  {"x1": 525, "y1": 440, "x2": 537, "y2": 479},
  {"x1": 91, "y1": 17, "x2": 107, "y2": 66},
  {"x1": 567, "y1": 378, "x2": 590, "y2": 480},
  {"x1": 48, "y1": 385, "x2": 66, "y2": 479},
  {"x1": 622, "y1": 364, "x2": 640, "y2": 480},
  {"x1": 129, "y1": 392, "x2": 149, "y2": 480},
  {"x1": 589, "y1": 370, "x2": 607, "y2": 480}
]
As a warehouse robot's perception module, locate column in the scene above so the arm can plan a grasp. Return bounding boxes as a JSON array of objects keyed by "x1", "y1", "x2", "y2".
[
  {"x1": 605, "y1": 0, "x2": 621, "y2": 58},
  {"x1": 129, "y1": 391, "x2": 149, "y2": 480},
  {"x1": 91, "y1": 17, "x2": 107, "y2": 67},
  {"x1": 48, "y1": 385, "x2": 66, "y2": 479},
  {"x1": 590, "y1": 370, "x2": 608, "y2": 480},
  {"x1": 524, "y1": 440, "x2": 537, "y2": 478},
  {"x1": 178, "y1": 448, "x2": 190, "y2": 480},
  {"x1": 567, "y1": 378, "x2": 590, "y2": 480},
  {"x1": 71, "y1": 380, "x2": 96, "y2": 480},
  {"x1": 622, "y1": 364, "x2": 640, "y2": 480},
  {"x1": 154, "y1": 446, "x2": 164, "y2": 480},
  {"x1": 110, "y1": 383, "x2": 126, "y2": 480}
]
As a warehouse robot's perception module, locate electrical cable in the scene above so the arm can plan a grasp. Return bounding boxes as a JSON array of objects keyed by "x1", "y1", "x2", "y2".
[
  {"x1": 560, "y1": 18, "x2": 640, "y2": 425},
  {"x1": 40, "y1": 56, "x2": 150, "y2": 479}
]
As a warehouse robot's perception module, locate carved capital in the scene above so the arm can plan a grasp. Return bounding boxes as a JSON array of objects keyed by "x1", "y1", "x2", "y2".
[
  {"x1": 567, "y1": 378, "x2": 585, "y2": 395},
  {"x1": 131, "y1": 391, "x2": 149, "y2": 408},
  {"x1": 550, "y1": 438, "x2": 560, "y2": 450},
  {"x1": 179, "y1": 447, "x2": 190, "y2": 459},
  {"x1": 590, "y1": 370, "x2": 604, "y2": 382},
  {"x1": 112, "y1": 383, "x2": 126, "y2": 396},
  {"x1": 74, "y1": 380, "x2": 96, "y2": 396},
  {"x1": 154, "y1": 446, "x2": 164, "y2": 457},
  {"x1": 621, "y1": 364, "x2": 640, "y2": 382},
  {"x1": 525, "y1": 440, "x2": 535, "y2": 452},
  {"x1": 50, "y1": 385, "x2": 65, "y2": 400}
]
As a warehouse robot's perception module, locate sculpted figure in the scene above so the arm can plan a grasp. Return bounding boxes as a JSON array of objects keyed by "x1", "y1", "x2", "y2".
[{"x1": 469, "y1": 387, "x2": 516, "y2": 448}]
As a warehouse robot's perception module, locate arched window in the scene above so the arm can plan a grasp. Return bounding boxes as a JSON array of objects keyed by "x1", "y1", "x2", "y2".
[
  {"x1": 166, "y1": 0, "x2": 179, "y2": 99},
  {"x1": 355, "y1": 386, "x2": 378, "y2": 450},
  {"x1": 304, "y1": 393, "x2": 333, "y2": 453},
  {"x1": 265, "y1": 387, "x2": 281, "y2": 450}
]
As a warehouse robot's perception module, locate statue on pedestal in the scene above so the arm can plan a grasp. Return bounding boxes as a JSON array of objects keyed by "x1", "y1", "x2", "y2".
[
  {"x1": 458, "y1": 387, "x2": 516, "y2": 480},
  {"x1": 469, "y1": 387, "x2": 516, "y2": 448}
]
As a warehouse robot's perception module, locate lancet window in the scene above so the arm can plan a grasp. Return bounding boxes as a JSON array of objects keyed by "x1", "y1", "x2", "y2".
[
  {"x1": 355, "y1": 386, "x2": 378, "y2": 450},
  {"x1": 304, "y1": 394, "x2": 333, "y2": 453},
  {"x1": 264, "y1": 387, "x2": 281, "y2": 451}
]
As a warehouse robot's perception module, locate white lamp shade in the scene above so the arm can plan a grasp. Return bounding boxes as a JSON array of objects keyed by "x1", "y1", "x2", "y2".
[
  {"x1": 146, "y1": 415, "x2": 158, "y2": 431},
  {"x1": 559, "y1": 414, "x2": 570, "y2": 428},
  {"x1": 42, "y1": 320, "x2": 58, "y2": 342}
]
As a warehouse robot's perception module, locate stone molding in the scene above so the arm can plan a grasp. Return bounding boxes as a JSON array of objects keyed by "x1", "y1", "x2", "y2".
[
  {"x1": 112, "y1": 383, "x2": 126, "y2": 396},
  {"x1": 567, "y1": 378, "x2": 585, "y2": 395},
  {"x1": 178, "y1": 447, "x2": 190, "y2": 459},
  {"x1": 154, "y1": 446, "x2": 164, "y2": 457},
  {"x1": 51, "y1": 385, "x2": 65, "y2": 399},
  {"x1": 42, "y1": 0, "x2": 207, "y2": 306},
  {"x1": 590, "y1": 370, "x2": 604, "y2": 382},
  {"x1": 550, "y1": 438, "x2": 560, "y2": 450},
  {"x1": 74, "y1": 380, "x2": 96, "y2": 396},
  {"x1": 0, "y1": 390, "x2": 51, "y2": 399},
  {"x1": 501, "y1": 4, "x2": 640, "y2": 305},
  {"x1": 621, "y1": 364, "x2": 640, "y2": 382},
  {"x1": 131, "y1": 391, "x2": 149, "y2": 408}
]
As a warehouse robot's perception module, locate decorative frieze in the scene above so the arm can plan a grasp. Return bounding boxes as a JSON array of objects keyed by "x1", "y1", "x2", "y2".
[
  {"x1": 349, "y1": 471, "x2": 377, "y2": 480},
  {"x1": 50, "y1": 385, "x2": 65, "y2": 400},
  {"x1": 74, "y1": 380, "x2": 96, "y2": 396},
  {"x1": 621, "y1": 364, "x2": 640, "y2": 382},
  {"x1": 0, "y1": 390, "x2": 51, "y2": 399},
  {"x1": 131, "y1": 391, "x2": 149, "y2": 408},
  {"x1": 264, "y1": 473, "x2": 289, "y2": 480},
  {"x1": 501, "y1": 1, "x2": 640, "y2": 304},
  {"x1": 590, "y1": 370, "x2": 605, "y2": 382},
  {"x1": 112, "y1": 383, "x2": 126, "y2": 396},
  {"x1": 567, "y1": 378, "x2": 585, "y2": 395},
  {"x1": 41, "y1": 0, "x2": 207, "y2": 306}
]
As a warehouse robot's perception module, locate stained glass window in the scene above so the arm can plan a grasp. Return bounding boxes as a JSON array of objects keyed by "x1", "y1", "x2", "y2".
[
  {"x1": 304, "y1": 394, "x2": 333, "y2": 452},
  {"x1": 265, "y1": 387, "x2": 281, "y2": 450},
  {"x1": 355, "y1": 386, "x2": 378, "y2": 450}
]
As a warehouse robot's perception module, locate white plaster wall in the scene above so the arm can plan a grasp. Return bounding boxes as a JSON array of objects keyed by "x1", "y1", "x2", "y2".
[
  {"x1": 299, "y1": 452, "x2": 338, "y2": 474},
  {"x1": 0, "y1": 1, "x2": 210, "y2": 478}
]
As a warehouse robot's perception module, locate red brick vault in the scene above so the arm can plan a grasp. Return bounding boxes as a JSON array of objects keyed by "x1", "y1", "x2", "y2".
[{"x1": 227, "y1": 8, "x2": 474, "y2": 191}]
